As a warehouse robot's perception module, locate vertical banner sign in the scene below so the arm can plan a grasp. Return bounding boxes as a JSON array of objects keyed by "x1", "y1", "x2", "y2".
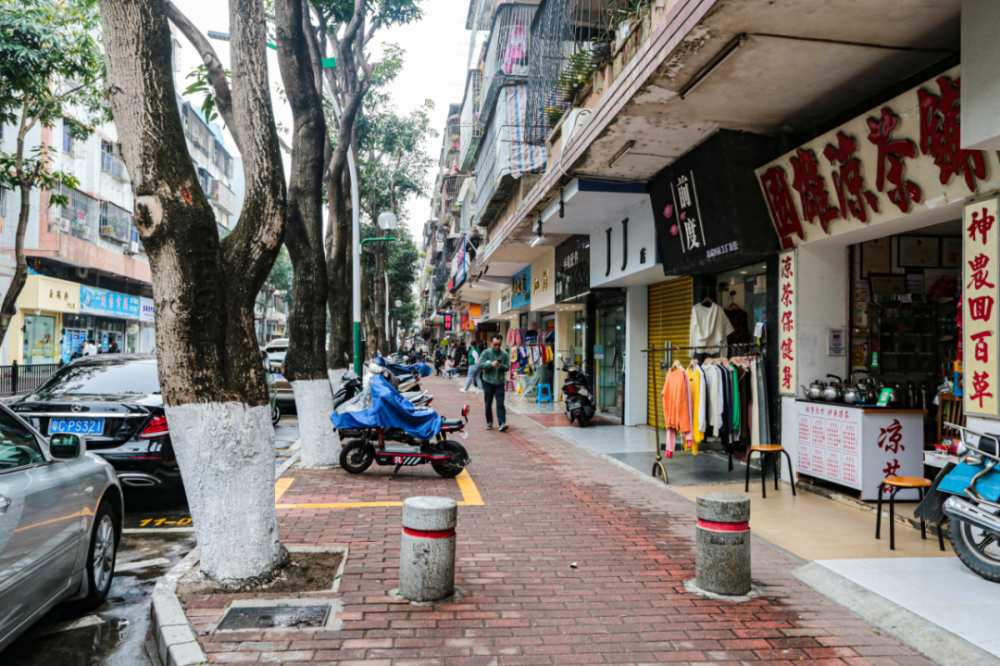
[
  {"x1": 964, "y1": 196, "x2": 1000, "y2": 417},
  {"x1": 778, "y1": 249, "x2": 797, "y2": 396}
]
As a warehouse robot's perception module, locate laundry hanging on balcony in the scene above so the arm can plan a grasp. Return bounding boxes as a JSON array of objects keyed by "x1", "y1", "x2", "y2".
[{"x1": 499, "y1": 84, "x2": 545, "y2": 179}]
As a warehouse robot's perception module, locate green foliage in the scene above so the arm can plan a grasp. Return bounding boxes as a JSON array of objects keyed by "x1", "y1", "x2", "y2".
[
  {"x1": 311, "y1": 0, "x2": 424, "y2": 31},
  {"x1": 268, "y1": 245, "x2": 294, "y2": 305},
  {"x1": 360, "y1": 223, "x2": 419, "y2": 333},
  {"x1": 183, "y1": 65, "x2": 230, "y2": 124},
  {"x1": 0, "y1": 0, "x2": 104, "y2": 203}
]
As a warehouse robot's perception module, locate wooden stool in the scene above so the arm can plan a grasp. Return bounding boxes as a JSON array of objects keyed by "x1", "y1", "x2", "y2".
[
  {"x1": 876, "y1": 476, "x2": 945, "y2": 551},
  {"x1": 744, "y1": 444, "x2": 796, "y2": 499}
]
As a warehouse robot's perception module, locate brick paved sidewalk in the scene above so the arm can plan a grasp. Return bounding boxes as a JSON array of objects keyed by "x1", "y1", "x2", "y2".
[{"x1": 184, "y1": 375, "x2": 935, "y2": 665}]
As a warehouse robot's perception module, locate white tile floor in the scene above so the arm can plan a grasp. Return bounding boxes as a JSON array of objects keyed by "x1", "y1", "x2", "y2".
[
  {"x1": 816, "y1": 557, "x2": 1000, "y2": 657},
  {"x1": 549, "y1": 425, "x2": 660, "y2": 454}
]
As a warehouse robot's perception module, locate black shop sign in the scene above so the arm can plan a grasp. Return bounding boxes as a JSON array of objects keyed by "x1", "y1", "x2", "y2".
[
  {"x1": 555, "y1": 235, "x2": 590, "y2": 303},
  {"x1": 650, "y1": 130, "x2": 782, "y2": 274}
]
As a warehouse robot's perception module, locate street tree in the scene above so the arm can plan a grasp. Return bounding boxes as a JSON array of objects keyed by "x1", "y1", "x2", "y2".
[
  {"x1": 0, "y1": 0, "x2": 104, "y2": 355},
  {"x1": 100, "y1": 0, "x2": 289, "y2": 585}
]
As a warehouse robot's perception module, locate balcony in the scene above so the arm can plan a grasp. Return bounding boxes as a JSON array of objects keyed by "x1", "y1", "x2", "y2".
[
  {"x1": 526, "y1": 0, "x2": 612, "y2": 145},
  {"x1": 99, "y1": 201, "x2": 135, "y2": 244},
  {"x1": 207, "y1": 177, "x2": 236, "y2": 215},
  {"x1": 474, "y1": 83, "x2": 546, "y2": 228},
  {"x1": 459, "y1": 70, "x2": 483, "y2": 171},
  {"x1": 100, "y1": 140, "x2": 128, "y2": 182},
  {"x1": 479, "y1": 3, "x2": 539, "y2": 130},
  {"x1": 440, "y1": 174, "x2": 466, "y2": 220},
  {"x1": 460, "y1": 181, "x2": 476, "y2": 231},
  {"x1": 56, "y1": 184, "x2": 141, "y2": 249}
]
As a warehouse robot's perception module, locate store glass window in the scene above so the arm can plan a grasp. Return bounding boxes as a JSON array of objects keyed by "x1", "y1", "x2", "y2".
[
  {"x1": 23, "y1": 314, "x2": 58, "y2": 365},
  {"x1": 713, "y1": 262, "x2": 767, "y2": 346}
]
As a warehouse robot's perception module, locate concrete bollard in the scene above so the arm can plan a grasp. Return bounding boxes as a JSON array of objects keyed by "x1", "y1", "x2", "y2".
[
  {"x1": 399, "y1": 496, "x2": 457, "y2": 602},
  {"x1": 695, "y1": 492, "x2": 751, "y2": 596}
]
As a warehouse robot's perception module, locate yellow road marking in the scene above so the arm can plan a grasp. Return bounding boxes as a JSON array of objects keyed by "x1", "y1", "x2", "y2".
[
  {"x1": 275, "y1": 470, "x2": 484, "y2": 509},
  {"x1": 274, "y1": 477, "x2": 294, "y2": 502}
]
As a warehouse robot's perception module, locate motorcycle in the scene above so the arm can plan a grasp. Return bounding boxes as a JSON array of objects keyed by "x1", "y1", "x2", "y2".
[
  {"x1": 559, "y1": 354, "x2": 595, "y2": 427},
  {"x1": 332, "y1": 374, "x2": 471, "y2": 479},
  {"x1": 916, "y1": 423, "x2": 1000, "y2": 582}
]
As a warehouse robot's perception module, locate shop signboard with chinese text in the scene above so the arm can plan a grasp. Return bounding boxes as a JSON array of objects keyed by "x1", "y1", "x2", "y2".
[
  {"x1": 511, "y1": 265, "x2": 531, "y2": 309},
  {"x1": 795, "y1": 402, "x2": 923, "y2": 500},
  {"x1": 756, "y1": 66, "x2": 1000, "y2": 249},
  {"x1": 650, "y1": 131, "x2": 780, "y2": 275},
  {"x1": 778, "y1": 249, "x2": 796, "y2": 396},
  {"x1": 443, "y1": 312, "x2": 454, "y2": 332},
  {"x1": 964, "y1": 196, "x2": 1000, "y2": 418},
  {"x1": 555, "y1": 235, "x2": 589, "y2": 302},
  {"x1": 451, "y1": 237, "x2": 467, "y2": 290},
  {"x1": 499, "y1": 288, "x2": 512, "y2": 314},
  {"x1": 140, "y1": 297, "x2": 155, "y2": 323},
  {"x1": 80, "y1": 285, "x2": 140, "y2": 319}
]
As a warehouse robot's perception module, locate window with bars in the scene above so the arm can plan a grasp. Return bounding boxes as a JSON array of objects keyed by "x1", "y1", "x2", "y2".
[
  {"x1": 479, "y1": 3, "x2": 539, "y2": 130},
  {"x1": 101, "y1": 140, "x2": 127, "y2": 180},
  {"x1": 99, "y1": 200, "x2": 134, "y2": 243},
  {"x1": 459, "y1": 70, "x2": 483, "y2": 171}
]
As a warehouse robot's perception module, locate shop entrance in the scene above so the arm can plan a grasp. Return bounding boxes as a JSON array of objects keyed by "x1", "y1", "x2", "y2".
[
  {"x1": 23, "y1": 314, "x2": 57, "y2": 365},
  {"x1": 596, "y1": 303, "x2": 626, "y2": 419}
]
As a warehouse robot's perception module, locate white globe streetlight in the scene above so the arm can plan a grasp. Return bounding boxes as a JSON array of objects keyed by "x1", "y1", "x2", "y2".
[{"x1": 378, "y1": 211, "x2": 398, "y2": 231}]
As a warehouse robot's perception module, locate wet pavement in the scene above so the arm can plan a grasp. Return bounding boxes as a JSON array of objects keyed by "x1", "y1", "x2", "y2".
[{"x1": 3, "y1": 414, "x2": 300, "y2": 665}]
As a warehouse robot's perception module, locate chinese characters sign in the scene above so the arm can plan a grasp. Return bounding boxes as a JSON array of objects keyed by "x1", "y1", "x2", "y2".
[
  {"x1": 511, "y1": 265, "x2": 531, "y2": 310},
  {"x1": 664, "y1": 172, "x2": 706, "y2": 253},
  {"x1": 778, "y1": 249, "x2": 796, "y2": 396},
  {"x1": 80, "y1": 286, "x2": 140, "y2": 319},
  {"x1": 756, "y1": 67, "x2": 998, "y2": 249},
  {"x1": 964, "y1": 195, "x2": 1000, "y2": 417}
]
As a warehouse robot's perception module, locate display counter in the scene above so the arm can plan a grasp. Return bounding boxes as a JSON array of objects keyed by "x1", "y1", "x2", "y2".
[{"x1": 794, "y1": 400, "x2": 926, "y2": 500}]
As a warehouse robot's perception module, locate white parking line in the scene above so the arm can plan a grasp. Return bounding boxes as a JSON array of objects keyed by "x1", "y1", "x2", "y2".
[{"x1": 115, "y1": 557, "x2": 171, "y2": 572}]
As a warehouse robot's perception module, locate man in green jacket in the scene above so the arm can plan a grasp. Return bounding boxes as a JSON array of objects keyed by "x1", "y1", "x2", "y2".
[{"x1": 477, "y1": 333, "x2": 511, "y2": 431}]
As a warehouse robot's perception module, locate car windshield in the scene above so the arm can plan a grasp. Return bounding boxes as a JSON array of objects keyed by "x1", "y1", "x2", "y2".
[
  {"x1": 33, "y1": 360, "x2": 160, "y2": 397},
  {"x1": 268, "y1": 350, "x2": 287, "y2": 363}
]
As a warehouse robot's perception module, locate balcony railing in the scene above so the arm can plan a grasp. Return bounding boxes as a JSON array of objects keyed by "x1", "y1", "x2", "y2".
[
  {"x1": 99, "y1": 200, "x2": 135, "y2": 243},
  {"x1": 56, "y1": 183, "x2": 141, "y2": 249},
  {"x1": 207, "y1": 177, "x2": 236, "y2": 215},
  {"x1": 460, "y1": 183, "x2": 476, "y2": 231},
  {"x1": 526, "y1": 0, "x2": 612, "y2": 145},
  {"x1": 459, "y1": 70, "x2": 483, "y2": 171},
  {"x1": 474, "y1": 83, "x2": 546, "y2": 227},
  {"x1": 480, "y1": 3, "x2": 539, "y2": 130}
]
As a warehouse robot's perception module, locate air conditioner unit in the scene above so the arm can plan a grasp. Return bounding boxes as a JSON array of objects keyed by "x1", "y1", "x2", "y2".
[
  {"x1": 76, "y1": 267, "x2": 89, "y2": 279},
  {"x1": 129, "y1": 241, "x2": 140, "y2": 254},
  {"x1": 562, "y1": 108, "x2": 591, "y2": 144}
]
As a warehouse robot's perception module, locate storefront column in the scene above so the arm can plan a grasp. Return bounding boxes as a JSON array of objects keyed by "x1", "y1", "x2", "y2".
[
  {"x1": 554, "y1": 310, "x2": 574, "y2": 395},
  {"x1": 624, "y1": 285, "x2": 648, "y2": 426}
]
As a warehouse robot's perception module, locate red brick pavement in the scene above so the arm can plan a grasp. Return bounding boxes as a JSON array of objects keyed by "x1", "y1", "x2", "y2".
[{"x1": 184, "y1": 375, "x2": 936, "y2": 665}]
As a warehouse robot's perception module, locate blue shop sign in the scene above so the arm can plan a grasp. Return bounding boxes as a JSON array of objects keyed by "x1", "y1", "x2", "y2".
[
  {"x1": 80, "y1": 285, "x2": 141, "y2": 319},
  {"x1": 511, "y1": 265, "x2": 531, "y2": 310}
]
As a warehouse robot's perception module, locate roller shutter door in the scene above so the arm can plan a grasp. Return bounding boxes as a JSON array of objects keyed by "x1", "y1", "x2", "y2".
[{"x1": 647, "y1": 277, "x2": 692, "y2": 426}]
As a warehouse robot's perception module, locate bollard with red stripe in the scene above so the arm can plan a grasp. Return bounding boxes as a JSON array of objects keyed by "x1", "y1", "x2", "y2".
[
  {"x1": 695, "y1": 492, "x2": 751, "y2": 596},
  {"x1": 399, "y1": 496, "x2": 458, "y2": 602}
]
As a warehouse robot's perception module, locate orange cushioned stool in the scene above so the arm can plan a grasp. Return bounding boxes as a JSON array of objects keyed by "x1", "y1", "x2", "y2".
[
  {"x1": 876, "y1": 476, "x2": 944, "y2": 551},
  {"x1": 744, "y1": 444, "x2": 796, "y2": 499}
]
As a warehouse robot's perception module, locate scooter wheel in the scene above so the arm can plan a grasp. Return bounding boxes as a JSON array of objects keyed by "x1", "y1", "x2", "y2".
[
  {"x1": 949, "y1": 517, "x2": 1000, "y2": 583},
  {"x1": 432, "y1": 441, "x2": 467, "y2": 479},
  {"x1": 340, "y1": 439, "x2": 374, "y2": 474}
]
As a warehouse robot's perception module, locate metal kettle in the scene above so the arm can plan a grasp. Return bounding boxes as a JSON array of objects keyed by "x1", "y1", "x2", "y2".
[
  {"x1": 822, "y1": 375, "x2": 844, "y2": 402},
  {"x1": 801, "y1": 380, "x2": 825, "y2": 401}
]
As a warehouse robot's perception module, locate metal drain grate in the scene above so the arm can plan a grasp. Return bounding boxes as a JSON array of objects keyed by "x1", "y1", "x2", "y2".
[{"x1": 218, "y1": 605, "x2": 331, "y2": 630}]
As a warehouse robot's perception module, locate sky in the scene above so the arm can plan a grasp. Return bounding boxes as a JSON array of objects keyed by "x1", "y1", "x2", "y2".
[{"x1": 170, "y1": 0, "x2": 473, "y2": 238}]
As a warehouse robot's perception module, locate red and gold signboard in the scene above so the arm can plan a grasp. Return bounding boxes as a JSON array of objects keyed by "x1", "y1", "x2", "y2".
[
  {"x1": 964, "y1": 196, "x2": 1000, "y2": 418},
  {"x1": 443, "y1": 312, "x2": 454, "y2": 332},
  {"x1": 778, "y1": 248, "x2": 796, "y2": 396}
]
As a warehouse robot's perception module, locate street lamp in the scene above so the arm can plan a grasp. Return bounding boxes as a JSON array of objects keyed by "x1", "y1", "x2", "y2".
[{"x1": 378, "y1": 211, "x2": 398, "y2": 231}]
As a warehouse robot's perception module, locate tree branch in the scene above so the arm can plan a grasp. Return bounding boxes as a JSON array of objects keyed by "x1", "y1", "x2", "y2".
[{"x1": 164, "y1": 0, "x2": 244, "y2": 155}]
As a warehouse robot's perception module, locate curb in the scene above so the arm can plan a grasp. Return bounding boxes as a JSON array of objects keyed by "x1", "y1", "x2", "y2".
[
  {"x1": 793, "y1": 561, "x2": 1000, "y2": 666},
  {"x1": 276, "y1": 438, "x2": 301, "y2": 479},
  {"x1": 151, "y1": 548, "x2": 206, "y2": 666}
]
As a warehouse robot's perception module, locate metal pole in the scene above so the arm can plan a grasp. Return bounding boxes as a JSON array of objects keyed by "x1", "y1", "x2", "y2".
[
  {"x1": 385, "y1": 270, "x2": 390, "y2": 353},
  {"x1": 320, "y1": 76, "x2": 363, "y2": 375}
]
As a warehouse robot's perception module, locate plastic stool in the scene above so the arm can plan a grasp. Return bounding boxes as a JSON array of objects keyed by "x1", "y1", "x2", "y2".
[{"x1": 537, "y1": 384, "x2": 553, "y2": 404}]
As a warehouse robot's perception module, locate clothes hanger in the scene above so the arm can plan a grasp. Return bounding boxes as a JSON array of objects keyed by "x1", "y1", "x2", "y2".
[{"x1": 700, "y1": 296, "x2": 714, "y2": 308}]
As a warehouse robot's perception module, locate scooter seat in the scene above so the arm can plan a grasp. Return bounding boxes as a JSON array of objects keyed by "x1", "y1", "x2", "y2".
[{"x1": 441, "y1": 418, "x2": 464, "y2": 429}]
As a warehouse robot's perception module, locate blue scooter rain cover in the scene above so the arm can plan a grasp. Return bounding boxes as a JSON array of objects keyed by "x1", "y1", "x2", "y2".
[
  {"x1": 331, "y1": 375, "x2": 442, "y2": 441},
  {"x1": 375, "y1": 355, "x2": 433, "y2": 377}
]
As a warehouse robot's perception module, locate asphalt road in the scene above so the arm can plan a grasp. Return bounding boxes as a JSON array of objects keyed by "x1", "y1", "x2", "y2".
[{"x1": 3, "y1": 415, "x2": 300, "y2": 666}]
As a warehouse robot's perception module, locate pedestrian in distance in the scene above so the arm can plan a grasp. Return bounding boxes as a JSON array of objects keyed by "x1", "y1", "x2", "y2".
[
  {"x1": 108, "y1": 339, "x2": 120, "y2": 354},
  {"x1": 460, "y1": 341, "x2": 483, "y2": 393},
  {"x1": 434, "y1": 348, "x2": 445, "y2": 377},
  {"x1": 478, "y1": 333, "x2": 510, "y2": 431},
  {"x1": 84, "y1": 338, "x2": 98, "y2": 356},
  {"x1": 443, "y1": 356, "x2": 456, "y2": 378}
]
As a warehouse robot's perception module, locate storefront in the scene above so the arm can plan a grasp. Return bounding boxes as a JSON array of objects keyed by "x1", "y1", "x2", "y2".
[
  {"x1": 79, "y1": 285, "x2": 141, "y2": 353},
  {"x1": 648, "y1": 129, "x2": 783, "y2": 449},
  {"x1": 11, "y1": 275, "x2": 82, "y2": 365},
  {"x1": 755, "y1": 65, "x2": 993, "y2": 491},
  {"x1": 553, "y1": 235, "x2": 589, "y2": 394}
]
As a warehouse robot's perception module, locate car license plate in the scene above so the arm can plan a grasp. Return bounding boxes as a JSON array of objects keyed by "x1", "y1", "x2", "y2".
[{"x1": 49, "y1": 418, "x2": 104, "y2": 436}]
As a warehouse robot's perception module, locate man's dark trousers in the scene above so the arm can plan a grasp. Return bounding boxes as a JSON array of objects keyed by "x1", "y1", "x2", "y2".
[{"x1": 483, "y1": 380, "x2": 506, "y2": 427}]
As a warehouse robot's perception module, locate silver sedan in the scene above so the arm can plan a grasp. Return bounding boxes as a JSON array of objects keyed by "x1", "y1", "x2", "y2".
[{"x1": 0, "y1": 402, "x2": 123, "y2": 652}]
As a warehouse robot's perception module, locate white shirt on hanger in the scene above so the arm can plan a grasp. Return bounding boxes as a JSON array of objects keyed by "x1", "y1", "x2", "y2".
[{"x1": 690, "y1": 302, "x2": 736, "y2": 347}]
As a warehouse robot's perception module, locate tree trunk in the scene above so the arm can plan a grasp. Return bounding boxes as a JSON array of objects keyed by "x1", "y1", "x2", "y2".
[
  {"x1": 0, "y1": 181, "x2": 33, "y2": 349},
  {"x1": 100, "y1": 0, "x2": 288, "y2": 586},
  {"x1": 275, "y1": 0, "x2": 338, "y2": 467},
  {"x1": 326, "y1": 161, "x2": 352, "y2": 374},
  {"x1": 372, "y1": 244, "x2": 387, "y2": 355}
]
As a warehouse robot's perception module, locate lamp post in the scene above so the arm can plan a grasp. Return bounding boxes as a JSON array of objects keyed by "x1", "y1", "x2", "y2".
[{"x1": 363, "y1": 212, "x2": 397, "y2": 364}]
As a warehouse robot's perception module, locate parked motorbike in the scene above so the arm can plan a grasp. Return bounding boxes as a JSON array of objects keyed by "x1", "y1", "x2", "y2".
[
  {"x1": 336, "y1": 369, "x2": 432, "y2": 439},
  {"x1": 332, "y1": 375, "x2": 472, "y2": 479},
  {"x1": 559, "y1": 354, "x2": 595, "y2": 427},
  {"x1": 916, "y1": 423, "x2": 1000, "y2": 582}
]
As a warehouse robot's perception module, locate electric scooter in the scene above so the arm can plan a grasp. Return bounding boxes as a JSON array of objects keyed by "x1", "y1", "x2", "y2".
[
  {"x1": 558, "y1": 354, "x2": 595, "y2": 427},
  {"x1": 916, "y1": 422, "x2": 1000, "y2": 581}
]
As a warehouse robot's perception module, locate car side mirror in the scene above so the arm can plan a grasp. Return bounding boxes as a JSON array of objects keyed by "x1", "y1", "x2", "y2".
[{"x1": 50, "y1": 433, "x2": 85, "y2": 461}]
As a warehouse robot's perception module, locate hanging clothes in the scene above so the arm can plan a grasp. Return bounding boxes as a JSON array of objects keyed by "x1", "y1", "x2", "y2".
[
  {"x1": 750, "y1": 358, "x2": 761, "y2": 449},
  {"x1": 703, "y1": 364, "x2": 720, "y2": 438},
  {"x1": 687, "y1": 366, "x2": 705, "y2": 452},
  {"x1": 725, "y1": 306, "x2": 752, "y2": 346},
  {"x1": 661, "y1": 368, "x2": 692, "y2": 450},
  {"x1": 690, "y1": 302, "x2": 736, "y2": 347}
]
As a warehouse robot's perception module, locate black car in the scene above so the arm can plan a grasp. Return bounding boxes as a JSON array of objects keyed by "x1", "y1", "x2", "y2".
[{"x1": 9, "y1": 354, "x2": 181, "y2": 490}]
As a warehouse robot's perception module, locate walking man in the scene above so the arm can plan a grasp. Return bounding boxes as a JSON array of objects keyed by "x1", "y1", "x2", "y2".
[
  {"x1": 460, "y1": 342, "x2": 482, "y2": 393},
  {"x1": 478, "y1": 334, "x2": 510, "y2": 431}
]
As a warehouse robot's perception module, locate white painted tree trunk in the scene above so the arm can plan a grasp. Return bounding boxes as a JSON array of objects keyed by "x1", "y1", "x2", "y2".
[
  {"x1": 166, "y1": 402, "x2": 287, "y2": 585},
  {"x1": 292, "y1": 379, "x2": 340, "y2": 467}
]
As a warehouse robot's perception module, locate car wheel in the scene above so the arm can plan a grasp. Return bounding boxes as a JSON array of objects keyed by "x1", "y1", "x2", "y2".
[
  {"x1": 81, "y1": 500, "x2": 119, "y2": 608},
  {"x1": 272, "y1": 401, "x2": 281, "y2": 425}
]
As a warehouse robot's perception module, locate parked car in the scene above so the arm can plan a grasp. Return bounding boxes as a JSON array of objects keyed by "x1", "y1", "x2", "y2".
[
  {"x1": 8, "y1": 354, "x2": 281, "y2": 492},
  {"x1": 265, "y1": 339, "x2": 295, "y2": 412},
  {"x1": 0, "y1": 405, "x2": 123, "y2": 652}
]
